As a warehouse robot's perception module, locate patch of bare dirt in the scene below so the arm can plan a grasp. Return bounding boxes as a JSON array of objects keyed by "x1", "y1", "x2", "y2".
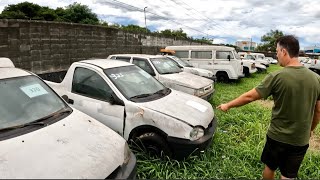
[
  {"x1": 309, "y1": 135, "x2": 320, "y2": 152},
  {"x1": 256, "y1": 100, "x2": 274, "y2": 109}
]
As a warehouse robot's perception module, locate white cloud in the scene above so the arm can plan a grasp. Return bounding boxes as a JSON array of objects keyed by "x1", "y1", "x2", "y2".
[{"x1": 1, "y1": 0, "x2": 320, "y2": 47}]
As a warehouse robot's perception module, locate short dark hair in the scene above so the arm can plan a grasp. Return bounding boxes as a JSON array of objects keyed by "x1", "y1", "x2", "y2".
[{"x1": 276, "y1": 35, "x2": 300, "y2": 58}]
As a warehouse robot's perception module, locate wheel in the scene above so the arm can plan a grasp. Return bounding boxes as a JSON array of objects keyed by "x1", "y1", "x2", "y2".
[
  {"x1": 132, "y1": 132, "x2": 172, "y2": 159},
  {"x1": 216, "y1": 72, "x2": 229, "y2": 82},
  {"x1": 243, "y1": 67, "x2": 250, "y2": 77}
]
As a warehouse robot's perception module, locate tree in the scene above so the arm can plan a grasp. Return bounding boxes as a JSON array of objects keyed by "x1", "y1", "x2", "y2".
[
  {"x1": 256, "y1": 30, "x2": 284, "y2": 52},
  {"x1": 0, "y1": 1, "x2": 42, "y2": 19},
  {"x1": 122, "y1": 24, "x2": 150, "y2": 33},
  {"x1": 62, "y1": 3, "x2": 99, "y2": 25}
]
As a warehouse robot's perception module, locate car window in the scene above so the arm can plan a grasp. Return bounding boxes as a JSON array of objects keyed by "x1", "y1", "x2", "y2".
[
  {"x1": 150, "y1": 58, "x2": 182, "y2": 74},
  {"x1": 115, "y1": 56, "x2": 131, "y2": 62},
  {"x1": 174, "y1": 51, "x2": 189, "y2": 58},
  {"x1": 191, "y1": 51, "x2": 212, "y2": 59},
  {"x1": 132, "y1": 58, "x2": 155, "y2": 75},
  {"x1": 216, "y1": 51, "x2": 234, "y2": 59},
  {"x1": 0, "y1": 75, "x2": 67, "y2": 129},
  {"x1": 104, "y1": 65, "x2": 167, "y2": 102},
  {"x1": 72, "y1": 67, "x2": 113, "y2": 102},
  {"x1": 109, "y1": 56, "x2": 116, "y2": 59}
]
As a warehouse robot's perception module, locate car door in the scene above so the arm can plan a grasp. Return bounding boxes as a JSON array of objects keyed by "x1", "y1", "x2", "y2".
[
  {"x1": 68, "y1": 67, "x2": 125, "y2": 135},
  {"x1": 132, "y1": 57, "x2": 157, "y2": 78}
]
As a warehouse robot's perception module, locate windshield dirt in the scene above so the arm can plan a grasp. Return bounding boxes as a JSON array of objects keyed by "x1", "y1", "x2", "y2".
[
  {"x1": 151, "y1": 58, "x2": 182, "y2": 74},
  {"x1": 104, "y1": 65, "x2": 169, "y2": 102},
  {"x1": 0, "y1": 75, "x2": 68, "y2": 130}
]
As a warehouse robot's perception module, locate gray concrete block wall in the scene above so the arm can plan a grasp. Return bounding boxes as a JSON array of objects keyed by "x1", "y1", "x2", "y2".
[{"x1": 0, "y1": 19, "x2": 204, "y2": 74}]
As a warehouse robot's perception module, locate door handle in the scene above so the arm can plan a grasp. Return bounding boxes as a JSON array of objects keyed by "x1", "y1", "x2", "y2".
[{"x1": 208, "y1": 62, "x2": 212, "y2": 65}]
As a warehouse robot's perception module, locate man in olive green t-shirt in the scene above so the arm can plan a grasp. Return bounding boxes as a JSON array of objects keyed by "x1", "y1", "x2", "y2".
[{"x1": 217, "y1": 35, "x2": 320, "y2": 179}]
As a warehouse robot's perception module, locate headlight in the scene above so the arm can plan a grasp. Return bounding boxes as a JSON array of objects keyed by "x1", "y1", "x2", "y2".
[
  {"x1": 123, "y1": 142, "x2": 131, "y2": 165},
  {"x1": 194, "y1": 89, "x2": 204, "y2": 96},
  {"x1": 190, "y1": 127, "x2": 205, "y2": 141},
  {"x1": 208, "y1": 73, "x2": 213, "y2": 77}
]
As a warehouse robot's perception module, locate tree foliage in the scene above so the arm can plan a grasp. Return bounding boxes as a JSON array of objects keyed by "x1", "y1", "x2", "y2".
[{"x1": 256, "y1": 30, "x2": 284, "y2": 52}]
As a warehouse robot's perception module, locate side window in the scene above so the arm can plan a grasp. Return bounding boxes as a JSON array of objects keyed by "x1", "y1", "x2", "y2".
[
  {"x1": 115, "y1": 56, "x2": 131, "y2": 62},
  {"x1": 191, "y1": 51, "x2": 212, "y2": 59},
  {"x1": 72, "y1": 67, "x2": 113, "y2": 102},
  {"x1": 216, "y1": 51, "x2": 234, "y2": 59},
  {"x1": 132, "y1": 58, "x2": 155, "y2": 75},
  {"x1": 175, "y1": 51, "x2": 189, "y2": 58}
]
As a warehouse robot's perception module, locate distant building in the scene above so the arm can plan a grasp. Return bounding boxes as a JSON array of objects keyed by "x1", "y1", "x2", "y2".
[
  {"x1": 304, "y1": 46, "x2": 320, "y2": 53},
  {"x1": 235, "y1": 40, "x2": 257, "y2": 51}
]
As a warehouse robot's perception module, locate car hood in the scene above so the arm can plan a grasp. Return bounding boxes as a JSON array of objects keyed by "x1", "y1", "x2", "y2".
[
  {"x1": 159, "y1": 72, "x2": 213, "y2": 89},
  {"x1": 183, "y1": 67, "x2": 213, "y2": 77},
  {"x1": 0, "y1": 108, "x2": 126, "y2": 179},
  {"x1": 138, "y1": 89, "x2": 214, "y2": 127}
]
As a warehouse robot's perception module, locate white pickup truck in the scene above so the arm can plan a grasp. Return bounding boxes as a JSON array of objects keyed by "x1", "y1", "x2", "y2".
[
  {"x1": 43, "y1": 59, "x2": 217, "y2": 160},
  {"x1": 0, "y1": 58, "x2": 136, "y2": 179}
]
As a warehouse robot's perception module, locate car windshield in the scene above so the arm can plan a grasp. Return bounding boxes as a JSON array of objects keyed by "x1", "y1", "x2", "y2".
[
  {"x1": 0, "y1": 75, "x2": 68, "y2": 130},
  {"x1": 233, "y1": 50, "x2": 241, "y2": 60},
  {"x1": 246, "y1": 55, "x2": 255, "y2": 60},
  {"x1": 150, "y1": 58, "x2": 182, "y2": 74},
  {"x1": 104, "y1": 65, "x2": 169, "y2": 102},
  {"x1": 170, "y1": 56, "x2": 193, "y2": 67}
]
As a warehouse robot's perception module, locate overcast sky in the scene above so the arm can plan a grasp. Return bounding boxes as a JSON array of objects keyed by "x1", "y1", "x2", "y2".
[{"x1": 1, "y1": 0, "x2": 319, "y2": 48}]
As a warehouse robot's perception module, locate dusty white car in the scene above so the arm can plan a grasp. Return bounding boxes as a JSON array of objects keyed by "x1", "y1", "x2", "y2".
[
  {"x1": 265, "y1": 57, "x2": 278, "y2": 64},
  {"x1": 43, "y1": 59, "x2": 217, "y2": 160},
  {"x1": 0, "y1": 58, "x2": 136, "y2": 179},
  {"x1": 160, "y1": 55, "x2": 216, "y2": 81},
  {"x1": 107, "y1": 54, "x2": 215, "y2": 100}
]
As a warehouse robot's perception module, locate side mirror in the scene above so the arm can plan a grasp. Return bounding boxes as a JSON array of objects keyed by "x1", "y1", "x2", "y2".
[
  {"x1": 227, "y1": 55, "x2": 231, "y2": 61},
  {"x1": 109, "y1": 92, "x2": 124, "y2": 106},
  {"x1": 61, "y1": 95, "x2": 74, "y2": 104}
]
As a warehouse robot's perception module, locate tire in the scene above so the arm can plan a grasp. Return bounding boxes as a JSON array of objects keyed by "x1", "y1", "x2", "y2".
[
  {"x1": 216, "y1": 72, "x2": 229, "y2": 82},
  {"x1": 132, "y1": 132, "x2": 172, "y2": 158},
  {"x1": 243, "y1": 67, "x2": 250, "y2": 77}
]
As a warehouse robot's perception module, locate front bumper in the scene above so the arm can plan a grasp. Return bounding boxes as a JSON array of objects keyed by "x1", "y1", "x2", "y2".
[
  {"x1": 199, "y1": 89, "x2": 215, "y2": 101},
  {"x1": 167, "y1": 116, "x2": 218, "y2": 160},
  {"x1": 106, "y1": 152, "x2": 137, "y2": 179}
]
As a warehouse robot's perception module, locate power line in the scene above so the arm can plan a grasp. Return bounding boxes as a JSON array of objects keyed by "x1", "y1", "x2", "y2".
[{"x1": 97, "y1": 0, "x2": 216, "y2": 39}]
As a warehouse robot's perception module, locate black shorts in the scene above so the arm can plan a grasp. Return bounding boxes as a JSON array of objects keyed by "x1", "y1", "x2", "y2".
[{"x1": 261, "y1": 135, "x2": 309, "y2": 178}]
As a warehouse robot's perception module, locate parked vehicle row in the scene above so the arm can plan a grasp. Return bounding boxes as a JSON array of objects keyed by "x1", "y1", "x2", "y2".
[
  {"x1": 107, "y1": 54, "x2": 215, "y2": 100},
  {"x1": 0, "y1": 58, "x2": 136, "y2": 179},
  {"x1": 0, "y1": 45, "x2": 277, "y2": 178},
  {"x1": 165, "y1": 45, "x2": 245, "y2": 82}
]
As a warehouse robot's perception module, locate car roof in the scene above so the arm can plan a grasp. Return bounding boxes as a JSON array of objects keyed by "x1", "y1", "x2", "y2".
[
  {"x1": 0, "y1": 58, "x2": 32, "y2": 79},
  {"x1": 165, "y1": 45, "x2": 234, "y2": 51},
  {"x1": 79, "y1": 59, "x2": 134, "y2": 69},
  {"x1": 109, "y1": 54, "x2": 166, "y2": 59}
]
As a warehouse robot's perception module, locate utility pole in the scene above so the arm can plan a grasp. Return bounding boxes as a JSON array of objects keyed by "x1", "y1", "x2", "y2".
[{"x1": 143, "y1": 6, "x2": 147, "y2": 32}]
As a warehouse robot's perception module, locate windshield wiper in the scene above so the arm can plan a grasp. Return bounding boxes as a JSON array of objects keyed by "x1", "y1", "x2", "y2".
[
  {"x1": 152, "y1": 88, "x2": 169, "y2": 95},
  {"x1": 0, "y1": 108, "x2": 72, "y2": 132},
  {"x1": 129, "y1": 93, "x2": 152, "y2": 100}
]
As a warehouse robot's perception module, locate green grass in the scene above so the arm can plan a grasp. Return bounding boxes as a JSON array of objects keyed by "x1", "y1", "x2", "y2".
[{"x1": 135, "y1": 64, "x2": 320, "y2": 179}]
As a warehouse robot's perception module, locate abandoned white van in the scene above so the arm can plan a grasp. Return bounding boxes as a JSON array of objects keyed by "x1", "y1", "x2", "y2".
[
  {"x1": 44, "y1": 59, "x2": 217, "y2": 160},
  {"x1": 107, "y1": 54, "x2": 215, "y2": 100},
  {"x1": 0, "y1": 58, "x2": 136, "y2": 179},
  {"x1": 165, "y1": 45, "x2": 245, "y2": 82},
  {"x1": 158, "y1": 55, "x2": 216, "y2": 80}
]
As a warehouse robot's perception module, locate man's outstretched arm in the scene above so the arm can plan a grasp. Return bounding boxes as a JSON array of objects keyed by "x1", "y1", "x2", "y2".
[{"x1": 217, "y1": 88, "x2": 262, "y2": 112}]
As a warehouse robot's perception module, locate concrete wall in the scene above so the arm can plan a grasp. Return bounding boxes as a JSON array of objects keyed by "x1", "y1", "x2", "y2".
[{"x1": 0, "y1": 19, "x2": 204, "y2": 74}]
